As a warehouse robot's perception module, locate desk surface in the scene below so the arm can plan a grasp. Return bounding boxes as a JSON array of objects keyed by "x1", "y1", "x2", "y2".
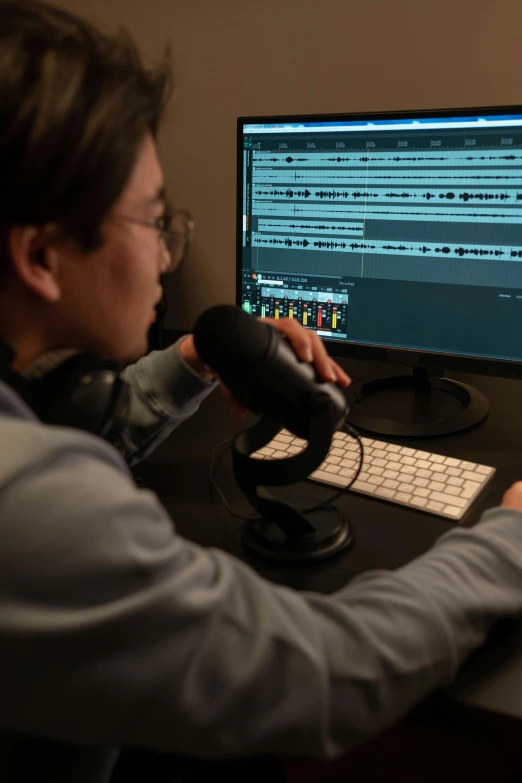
[{"x1": 138, "y1": 357, "x2": 522, "y2": 730}]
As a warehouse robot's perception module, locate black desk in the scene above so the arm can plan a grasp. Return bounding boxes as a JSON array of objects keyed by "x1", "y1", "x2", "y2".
[{"x1": 137, "y1": 358, "x2": 522, "y2": 735}]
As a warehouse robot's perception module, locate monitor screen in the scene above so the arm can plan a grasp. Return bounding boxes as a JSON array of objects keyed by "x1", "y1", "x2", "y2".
[{"x1": 237, "y1": 107, "x2": 522, "y2": 367}]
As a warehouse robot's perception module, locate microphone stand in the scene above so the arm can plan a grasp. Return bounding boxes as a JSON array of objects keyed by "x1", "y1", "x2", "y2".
[{"x1": 232, "y1": 397, "x2": 353, "y2": 563}]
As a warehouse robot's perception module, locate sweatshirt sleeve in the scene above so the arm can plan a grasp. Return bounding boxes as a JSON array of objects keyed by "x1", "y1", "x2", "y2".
[
  {"x1": 0, "y1": 445, "x2": 521, "y2": 760},
  {"x1": 118, "y1": 336, "x2": 217, "y2": 467}
]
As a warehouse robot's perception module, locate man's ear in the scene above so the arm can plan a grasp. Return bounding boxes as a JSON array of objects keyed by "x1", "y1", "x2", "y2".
[{"x1": 7, "y1": 225, "x2": 62, "y2": 302}]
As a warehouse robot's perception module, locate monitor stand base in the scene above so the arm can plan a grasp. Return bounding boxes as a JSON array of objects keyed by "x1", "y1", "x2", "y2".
[{"x1": 347, "y1": 368, "x2": 489, "y2": 437}]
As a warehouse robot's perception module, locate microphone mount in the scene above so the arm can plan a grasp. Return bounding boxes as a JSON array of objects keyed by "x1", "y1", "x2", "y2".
[{"x1": 232, "y1": 395, "x2": 353, "y2": 563}]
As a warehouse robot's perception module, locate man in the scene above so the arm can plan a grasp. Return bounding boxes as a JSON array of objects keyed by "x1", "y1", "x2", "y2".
[{"x1": 0, "y1": 3, "x2": 521, "y2": 782}]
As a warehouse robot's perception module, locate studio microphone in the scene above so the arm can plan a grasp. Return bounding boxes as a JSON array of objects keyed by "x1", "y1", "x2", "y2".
[{"x1": 193, "y1": 304, "x2": 348, "y2": 439}]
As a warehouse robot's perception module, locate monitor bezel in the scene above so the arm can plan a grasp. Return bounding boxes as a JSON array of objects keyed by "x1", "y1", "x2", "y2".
[{"x1": 236, "y1": 104, "x2": 522, "y2": 381}]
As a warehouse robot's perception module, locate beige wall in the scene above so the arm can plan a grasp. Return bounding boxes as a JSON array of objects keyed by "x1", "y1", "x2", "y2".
[{"x1": 55, "y1": 0, "x2": 522, "y2": 330}]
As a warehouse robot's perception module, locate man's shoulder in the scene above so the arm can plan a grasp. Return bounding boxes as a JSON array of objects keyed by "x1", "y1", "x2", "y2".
[{"x1": 0, "y1": 414, "x2": 127, "y2": 488}]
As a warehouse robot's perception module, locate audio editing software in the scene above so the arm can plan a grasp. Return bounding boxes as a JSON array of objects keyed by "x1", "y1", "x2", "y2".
[
  {"x1": 241, "y1": 270, "x2": 349, "y2": 337},
  {"x1": 238, "y1": 111, "x2": 522, "y2": 362}
]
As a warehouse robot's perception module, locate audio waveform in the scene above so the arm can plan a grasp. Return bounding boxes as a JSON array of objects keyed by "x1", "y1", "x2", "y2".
[
  {"x1": 284, "y1": 174, "x2": 521, "y2": 181},
  {"x1": 256, "y1": 189, "x2": 514, "y2": 201},
  {"x1": 262, "y1": 223, "x2": 362, "y2": 232},
  {"x1": 253, "y1": 236, "x2": 518, "y2": 258},
  {"x1": 253, "y1": 154, "x2": 522, "y2": 164},
  {"x1": 276, "y1": 207, "x2": 517, "y2": 219}
]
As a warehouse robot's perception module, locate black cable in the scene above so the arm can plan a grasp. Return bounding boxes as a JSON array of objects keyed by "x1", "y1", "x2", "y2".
[
  {"x1": 208, "y1": 421, "x2": 364, "y2": 520},
  {"x1": 300, "y1": 422, "x2": 364, "y2": 513},
  {"x1": 209, "y1": 436, "x2": 262, "y2": 520}
]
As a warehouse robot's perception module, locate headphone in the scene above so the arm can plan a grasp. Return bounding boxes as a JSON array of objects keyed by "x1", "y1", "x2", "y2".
[{"x1": 0, "y1": 341, "x2": 131, "y2": 449}]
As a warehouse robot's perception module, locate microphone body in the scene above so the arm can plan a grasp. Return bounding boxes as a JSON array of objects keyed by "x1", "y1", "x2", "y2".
[{"x1": 193, "y1": 305, "x2": 347, "y2": 439}]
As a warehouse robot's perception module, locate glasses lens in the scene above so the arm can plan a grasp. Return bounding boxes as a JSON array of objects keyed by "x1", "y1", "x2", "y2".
[{"x1": 164, "y1": 209, "x2": 194, "y2": 272}]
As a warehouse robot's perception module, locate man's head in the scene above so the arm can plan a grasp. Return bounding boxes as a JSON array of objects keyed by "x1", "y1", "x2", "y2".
[{"x1": 0, "y1": 1, "x2": 173, "y2": 369}]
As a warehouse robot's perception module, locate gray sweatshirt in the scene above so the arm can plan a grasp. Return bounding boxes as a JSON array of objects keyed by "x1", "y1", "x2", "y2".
[{"x1": 0, "y1": 339, "x2": 521, "y2": 783}]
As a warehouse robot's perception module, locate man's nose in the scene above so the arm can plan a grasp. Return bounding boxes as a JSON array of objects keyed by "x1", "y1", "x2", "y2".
[{"x1": 160, "y1": 243, "x2": 171, "y2": 275}]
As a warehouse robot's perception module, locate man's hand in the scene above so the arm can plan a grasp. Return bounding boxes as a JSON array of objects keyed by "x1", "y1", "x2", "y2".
[
  {"x1": 260, "y1": 316, "x2": 351, "y2": 387},
  {"x1": 501, "y1": 482, "x2": 522, "y2": 511},
  {"x1": 179, "y1": 317, "x2": 351, "y2": 419}
]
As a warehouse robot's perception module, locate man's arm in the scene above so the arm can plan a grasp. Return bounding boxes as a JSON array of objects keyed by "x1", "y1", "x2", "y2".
[
  {"x1": 1, "y1": 445, "x2": 521, "y2": 759},
  {"x1": 119, "y1": 336, "x2": 217, "y2": 467}
]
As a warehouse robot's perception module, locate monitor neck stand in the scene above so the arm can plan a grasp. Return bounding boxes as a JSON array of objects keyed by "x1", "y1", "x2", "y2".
[{"x1": 347, "y1": 366, "x2": 489, "y2": 437}]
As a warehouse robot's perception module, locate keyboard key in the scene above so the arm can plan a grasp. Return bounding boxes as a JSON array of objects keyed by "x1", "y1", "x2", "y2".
[
  {"x1": 460, "y1": 461, "x2": 477, "y2": 471},
  {"x1": 461, "y1": 485, "x2": 478, "y2": 499},
  {"x1": 372, "y1": 448, "x2": 388, "y2": 459},
  {"x1": 372, "y1": 458, "x2": 387, "y2": 468},
  {"x1": 383, "y1": 479, "x2": 399, "y2": 489},
  {"x1": 325, "y1": 456, "x2": 341, "y2": 465},
  {"x1": 375, "y1": 487, "x2": 396, "y2": 499},
  {"x1": 444, "y1": 505, "x2": 463, "y2": 518},
  {"x1": 287, "y1": 445, "x2": 303, "y2": 455},
  {"x1": 429, "y1": 491, "x2": 467, "y2": 508},
  {"x1": 462, "y1": 470, "x2": 483, "y2": 482},
  {"x1": 428, "y1": 481, "x2": 445, "y2": 492},
  {"x1": 277, "y1": 434, "x2": 293, "y2": 443},
  {"x1": 352, "y1": 480, "x2": 377, "y2": 493},
  {"x1": 447, "y1": 476, "x2": 464, "y2": 487},
  {"x1": 368, "y1": 475, "x2": 384, "y2": 486},
  {"x1": 415, "y1": 459, "x2": 431, "y2": 470},
  {"x1": 399, "y1": 447, "x2": 416, "y2": 456},
  {"x1": 444, "y1": 457, "x2": 461, "y2": 467},
  {"x1": 429, "y1": 454, "x2": 445, "y2": 464},
  {"x1": 430, "y1": 463, "x2": 447, "y2": 474},
  {"x1": 412, "y1": 477, "x2": 429, "y2": 488},
  {"x1": 400, "y1": 456, "x2": 416, "y2": 466},
  {"x1": 427, "y1": 500, "x2": 444, "y2": 512},
  {"x1": 410, "y1": 496, "x2": 428, "y2": 508},
  {"x1": 368, "y1": 466, "x2": 384, "y2": 476},
  {"x1": 258, "y1": 447, "x2": 275, "y2": 456},
  {"x1": 445, "y1": 467, "x2": 462, "y2": 477},
  {"x1": 476, "y1": 465, "x2": 494, "y2": 476},
  {"x1": 383, "y1": 469, "x2": 400, "y2": 479},
  {"x1": 385, "y1": 444, "x2": 401, "y2": 453},
  {"x1": 413, "y1": 487, "x2": 430, "y2": 498},
  {"x1": 311, "y1": 469, "x2": 347, "y2": 487},
  {"x1": 272, "y1": 450, "x2": 288, "y2": 459},
  {"x1": 398, "y1": 483, "x2": 414, "y2": 494},
  {"x1": 395, "y1": 492, "x2": 412, "y2": 503},
  {"x1": 330, "y1": 447, "x2": 344, "y2": 457},
  {"x1": 416, "y1": 469, "x2": 431, "y2": 479},
  {"x1": 400, "y1": 466, "x2": 416, "y2": 475},
  {"x1": 325, "y1": 464, "x2": 341, "y2": 474},
  {"x1": 444, "y1": 485, "x2": 462, "y2": 497}
]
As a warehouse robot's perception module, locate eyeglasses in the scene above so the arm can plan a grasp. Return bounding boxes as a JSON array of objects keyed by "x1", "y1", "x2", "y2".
[{"x1": 111, "y1": 207, "x2": 194, "y2": 273}]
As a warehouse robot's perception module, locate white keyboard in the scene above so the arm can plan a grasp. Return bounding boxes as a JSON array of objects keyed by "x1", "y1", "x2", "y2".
[{"x1": 252, "y1": 429, "x2": 496, "y2": 521}]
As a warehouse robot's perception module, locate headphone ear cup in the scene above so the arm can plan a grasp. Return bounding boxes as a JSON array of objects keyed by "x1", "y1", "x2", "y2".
[
  {"x1": 33, "y1": 353, "x2": 130, "y2": 441},
  {"x1": 45, "y1": 371, "x2": 130, "y2": 440}
]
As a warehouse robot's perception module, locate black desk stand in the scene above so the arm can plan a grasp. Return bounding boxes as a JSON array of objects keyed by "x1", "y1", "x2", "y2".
[
  {"x1": 349, "y1": 367, "x2": 489, "y2": 437},
  {"x1": 232, "y1": 412, "x2": 353, "y2": 563}
]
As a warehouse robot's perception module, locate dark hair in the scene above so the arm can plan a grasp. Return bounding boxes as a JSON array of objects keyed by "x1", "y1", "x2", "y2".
[{"x1": 0, "y1": 1, "x2": 172, "y2": 281}]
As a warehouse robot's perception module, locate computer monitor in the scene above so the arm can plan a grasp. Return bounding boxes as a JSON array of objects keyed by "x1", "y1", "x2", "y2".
[{"x1": 237, "y1": 105, "x2": 522, "y2": 437}]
